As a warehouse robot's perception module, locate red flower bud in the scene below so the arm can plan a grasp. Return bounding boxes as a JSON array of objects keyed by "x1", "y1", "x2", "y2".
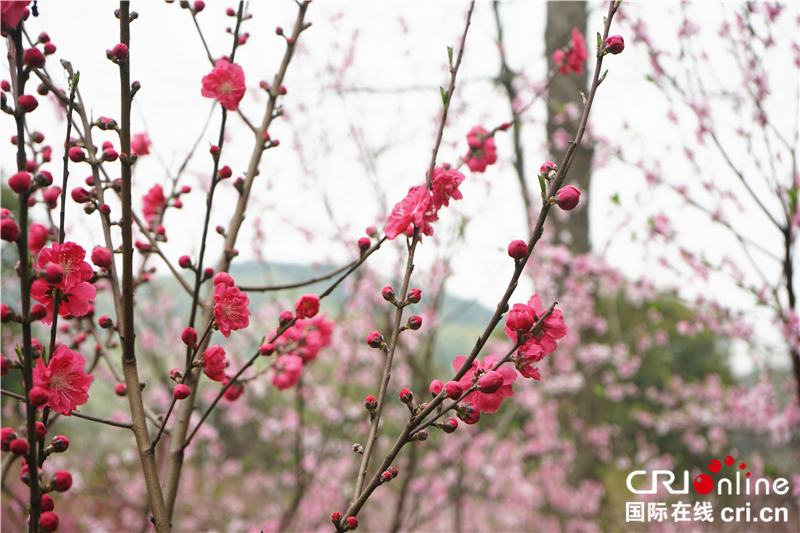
[
  {"x1": 24, "y1": 48, "x2": 45, "y2": 68},
  {"x1": 540, "y1": 161, "x2": 557, "y2": 175},
  {"x1": 68, "y1": 146, "x2": 86, "y2": 163},
  {"x1": 91, "y1": 246, "x2": 113, "y2": 268},
  {"x1": 279, "y1": 310, "x2": 294, "y2": 327},
  {"x1": 71, "y1": 187, "x2": 90, "y2": 203},
  {"x1": 278, "y1": 85, "x2": 287, "y2": 95},
  {"x1": 445, "y1": 381, "x2": 462, "y2": 400},
  {"x1": 407, "y1": 315, "x2": 422, "y2": 331},
  {"x1": 181, "y1": 327, "x2": 198, "y2": 347},
  {"x1": 399, "y1": 388, "x2": 413, "y2": 404},
  {"x1": 1, "y1": 304, "x2": 13, "y2": 322},
  {"x1": 40, "y1": 511, "x2": 59, "y2": 533},
  {"x1": 31, "y1": 304, "x2": 46, "y2": 321},
  {"x1": 218, "y1": 165, "x2": 232, "y2": 179},
  {"x1": 170, "y1": 368, "x2": 183, "y2": 381},
  {"x1": 173, "y1": 384, "x2": 191, "y2": 400},
  {"x1": 1, "y1": 219, "x2": 19, "y2": 242},
  {"x1": 364, "y1": 395, "x2": 377, "y2": 412},
  {"x1": 387, "y1": 466, "x2": 398, "y2": 478},
  {"x1": 506, "y1": 304, "x2": 535, "y2": 331},
  {"x1": 366, "y1": 331, "x2": 384, "y2": 349},
  {"x1": 275, "y1": 26, "x2": 284, "y2": 35},
  {"x1": 381, "y1": 286, "x2": 395, "y2": 302},
  {"x1": 41, "y1": 494, "x2": 54, "y2": 512},
  {"x1": 29, "y1": 386, "x2": 50, "y2": 407},
  {"x1": 347, "y1": 516, "x2": 358, "y2": 530},
  {"x1": 442, "y1": 417, "x2": 458, "y2": 433},
  {"x1": 98, "y1": 315, "x2": 114, "y2": 329},
  {"x1": 181, "y1": 185, "x2": 191, "y2": 194},
  {"x1": 429, "y1": 379, "x2": 444, "y2": 398},
  {"x1": 43, "y1": 187, "x2": 61, "y2": 208},
  {"x1": 605, "y1": 35, "x2": 625, "y2": 55},
  {"x1": 1, "y1": 428, "x2": 17, "y2": 451},
  {"x1": 556, "y1": 186, "x2": 580, "y2": 211},
  {"x1": 52, "y1": 470, "x2": 72, "y2": 492},
  {"x1": 0, "y1": 80, "x2": 9, "y2": 92},
  {"x1": 357, "y1": 237, "x2": 370, "y2": 253},
  {"x1": 115, "y1": 383, "x2": 127, "y2": 396},
  {"x1": 463, "y1": 409, "x2": 481, "y2": 425},
  {"x1": 213, "y1": 272, "x2": 234, "y2": 286},
  {"x1": 44, "y1": 264, "x2": 64, "y2": 284},
  {"x1": 478, "y1": 370, "x2": 504, "y2": 394},
  {"x1": 10, "y1": 438, "x2": 29, "y2": 456},
  {"x1": 259, "y1": 343, "x2": 274, "y2": 356},
  {"x1": 507, "y1": 240, "x2": 528, "y2": 260},
  {"x1": 50, "y1": 435, "x2": 69, "y2": 453},
  {"x1": 193, "y1": 1, "x2": 205, "y2": 13},
  {"x1": 0, "y1": 355, "x2": 8, "y2": 376},
  {"x1": 381, "y1": 471, "x2": 392, "y2": 482},
  {"x1": 407, "y1": 288, "x2": 421, "y2": 304},
  {"x1": 415, "y1": 429, "x2": 428, "y2": 441},
  {"x1": 111, "y1": 43, "x2": 129, "y2": 59},
  {"x1": 178, "y1": 255, "x2": 192, "y2": 269},
  {"x1": 8, "y1": 171, "x2": 31, "y2": 194},
  {"x1": 18, "y1": 95, "x2": 39, "y2": 113},
  {"x1": 227, "y1": 7, "x2": 237, "y2": 16},
  {"x1": 43, "y1": 43, "x2": 56, "y2": 55},
  {"x1": 330, "y1": 512, "x2": 342, "y2": 524}
]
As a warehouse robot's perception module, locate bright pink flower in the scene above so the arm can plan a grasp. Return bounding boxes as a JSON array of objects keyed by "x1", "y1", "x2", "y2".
[
  {"x1": 465, "y1": 126, "x2": 498, "y2": 173},
  {"x1": 33, "y1": 345, "x2": 93, "y2": 416},
  {"x1": 30, "y1": 279, "x2": 96, "y2": 323},
  {"x1": 28, "y1": 223, "x2": 48, "y2": 256},
  {"x1": 142, "y1": 184, "x2": 165, "y2": 223},
  {"x1": 213, "y1": 283, "x2": 250, "y2": 338},
  {"x1": 274, "y1": 313, "x2": 335, "y2": 365},
  {"x1": 554, "y1": 28, "x2": 589, "y2": 75},
  {"x1": 295, "y1": 293, "x2": 320, "y2": 319},
  {"x1": 506, "y1": 303, "x2": 535, "y2": 332},
  {"x1": 452, "y1": 354, "x2": 515, "y2": 414},
  {"x1": 222, "y1": 379, "x2": 245, "y2": 401},
  {"x1": 36, "y1": 242, "x2": 93, "y2": 289},
  {"x1": 201, "y1": 58, "x2": 246, "y2": 111},
  {"x1": 506, "y1": 294, "x2": 567, "y2": 359},
  {"x1": 202, "y1": 344, "x2": 227, "y2": 382},
  {"x1": 606, "y1": 35, "x2": 625, "y2": 55},
  {"x1": 1, "y1": 1, "x2": 30, "y2": 30},
  {"x1": 213, "y1": 272, "x2": 235, "y2": 287},
  {"x1": 556, "y1": 185, "x2": 580, "y2": 210},
  {"x1": 131, "y1": 133, "x2": 151, "y2": 156},
  {"x1": 385, "y1": 185, "x2": 437, "y2": 240},
  {"x1": 1, "y1": 218, "x2": 18, "y2": 242},
  {"x1": 91, "y1": 246, "x2": 113, "y2": 268},
  {"x1": 429, "y1": 165, "x2": 465, "y2": 210},
  {"x1": 273, "y1": 354, "x2": 303, "y2": 390}
]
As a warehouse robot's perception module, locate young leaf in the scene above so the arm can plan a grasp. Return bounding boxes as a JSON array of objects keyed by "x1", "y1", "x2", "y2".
[
  {"x1": 439, "y1": 87, "x2": 449, "y2": 108},
  {"x1": 447, "y1": 45, "x2": 454, "y2": 68}
]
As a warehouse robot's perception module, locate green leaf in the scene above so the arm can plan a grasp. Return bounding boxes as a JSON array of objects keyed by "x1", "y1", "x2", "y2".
[
  {"x1": 597, "y1": 31, "x2": 602, "y2": 50},
  {"x1": 611, "y1": 192, "x2": 620, "y2": 205},
  {"x1": 599, "y1": 69, "x2": 608, "y2": 85},
  {"x1": 538, "y1": 173, "x2": 547, "y2": 199},
  {"x1": 447, "y1": 46, "x2": 453, "y2": 68},
  {"x1": 71, "y1": 71, "x2": 80, "y2": 92},
  {"x1": 439, "y1": 87, "x2": 449, "y2": 108},
  {"x1": 580, "y1": 90, "x2": 587, "y2": 105},
  {"x1": 787, "y1": 187, "x2": 798, "y2": 211}
]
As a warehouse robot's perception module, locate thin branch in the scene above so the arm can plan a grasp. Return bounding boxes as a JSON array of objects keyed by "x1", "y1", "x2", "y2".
[{"x1": 1, "y1": 389, "x2": 133, "y2": 429}]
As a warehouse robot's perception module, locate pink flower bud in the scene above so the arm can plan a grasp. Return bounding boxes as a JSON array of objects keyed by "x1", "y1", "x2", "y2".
[
  {"x1": 68, "y1": 146, "x2": 85, "y2": 163},
  {"x1": 407, "y1": 288, "x2": 421, "y2": 304},
  {"x1": 50, "y1": 435, "x2": 69, "y2": 453},
  {"x1": 170, "y1": 368, "x2": 183, "y2": 381},
  {"x1": 44, "y1": 264, "x2": 64, "y2": 284},
  {"x1": 29, "y1": 386, "x2": 50, "y2": 407},
  {"x1": 18, "y1": 95, "x2": 39, "y2": 113},
  {"x1": 213, "y1": 272, "x2": 234, "y2": 287},
  {"x1": 31, "y1": 304, "x2": 46, "y2": 321},
  {"x1": 218, "y1": 165, "x2": 232, "y2": 179},
  {"x1": 103, "y1": 148, "x2": 118, "y2": 162},
  {"x1": 463, "y1": 409, "x2": 481, "y2": 425},
  {"x1": 91, "y1": 246, "x2": 113, "y2": 268},
  {"x1": 0, "y1": 304, "x2": 13, "y2": 322},
  {"x1": 259, "y1": 343, "x2": 274, "y2": 356},
  {"x1": 111, "y1": 43, "x2": 128, "y2": 59},
  {"x1": 357, "y1": 237, "x2": 370, "y2": 253},
  {"x1": 227, "y1": 7, "x2": 236, "y2": 16},
  {"x1": 540, "y1": 161, "x2": 557, "y2": 175},
  {"x1": 35, "y1": 171, "x2": 52, "y2": 186},
  {"x1": 442, "y1": 417, "x2": 458, "y2": 433},
  {"x1": 42, "y1": 187, "x2": 61, "y2": 208},
  {"x1": 278, "y1": 85, "x2": 287, "y2": 95},
  {"x1": 35, "y1": 423, "x2": 47, "y2": 441},
  {"x1": 203, "y1": 267, "x2": 214, "y2": 279},
  {"x1": 387, "y1": 466, "x2": 398, "y2": 478},
  {"x1": 173, "y1": 384, "x2": 191, "y2": 400},
  {"x1": 181, "y1": 185, "x2": 191, "y2": 194},
  {"x1": 71, "y1": 187, "x2": 90, "y2": 203},
  {"x1": 347, "y1": 516, "x2": 358, "y2": 530},
  {"x1": 295, "y1": 294, "x2": 320, "y2": 319},
  {"x1": 381, "y1": 286, "x2": 395, "y2": 302},
  {"x1": 605, "y1": 35, "x2": 624, "y2": 55},
  {"x1": 1, "y1": 428, "x2": 17, "y2": 451},
  {"x1": 8, "y1": 171, "x2": 31, "y2": 194},
  {"x1": 0, "y1": 80, "x2": 9, "y2": 92},
  {"x1": 445, "y1": 381, "x2": 462, "y2": 400},
  {"x1": 41, "y1": 494, "x2": 54, "y2": 512},
  {"x1": 407, "y1": 315, "x2": 422, "y2": 331},
  {"x1": 43, "y1": 43, "x2": 56, "y2": 55},
  {"x1": 115, "y1": 383, "x2": 127, "y2": 396},
  {"x1": 364, "y1": 395, "x2": 377, "y2": 412},
  {"x1": 275, "y1": 26, "x2": 284, "y2": 35},
  {"x1": 52, "y1": 470, "x2": 72, "y2": 492},
  {"x1": 330, "y1": 512, "x2": 342, "y2": 524},
  {"x1": 193, "y1": 1, "x2": 205, "y2": 13},
  {"x1": 10, "y1": 438, "x2": 28, "y2": 456},
  {"x1": 556, "y1": 185, "x2": 580, "y2": 211},
  {"x1": 415, "y1": 429, "x2": 428, "y2": 441},
  {"x1": 429, "y1": 379, "x2": 444, "y2": 398},
  {"x1": 399, "y1": 388, "x2": 413, "y2": 404},
  {"x1": 26, "y1": 159, "x2": 36, "y2": 173},
  {"x1": 499, "y1": 122, "x2": 512, "y2": 131},
  {"x1": 24, "y1": 48, "x2": 45, "y2": 68},
  {"x1": 181, "y1": 327, "x2": 198, "y2": 347},
  {"x1": 506, "y1": 304, "x2": 534, "y2": 331},
  {"x1": 40, "y1": 511, "x2": 59, "y2": 533},
  {"x1": 381, "y1": 471, "x2": 392, "y2": 482},
  {"x1": 1, "y1": 219, "x2": 19, "y2": 242},
  {"x1": 178, "y1": 255, "x2": 192, "y2": 269},
  {"x1": 507, "y1": 240, "x2": 528, "y2": 260},
  {"x1": 478, "y1": 370, "x2": 504, "y2": 394},
  {"x1": 222, "y1": 380, "x2": 244, "y2": 401},
  {"x1": 366, "y1": 332, "x2": 384, "y2": 349},
  {"x1": 279, "y1": 310, "x2": 293, "y2": 327},
  {"x1": 98, "y1": 315, "x2": 113, "y2": 329}
]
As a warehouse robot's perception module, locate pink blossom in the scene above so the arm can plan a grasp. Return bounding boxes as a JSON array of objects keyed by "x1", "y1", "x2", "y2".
[
  {"x1": 385, "y1": 185, "x2": 437, "y2": 240},
  {"x1": 1, "y1": 1, "x2": 30, "y2": 30},
  {"x1": 201, "y1": 58, "x2": 246, "y2": 111},
  {"x1": 273, "y1": 354, "x2": 303, "y2": 390},
  {"x1": 213, "y1": 283, "x2": 250, "y2": 338},
  {"x1": 506, "y1": 303, "x2": 535, "y2": 332},
  {"x1": 553, "y1": 28, "x2": 589, "y2": 75},
  {"x1": 30, "y1": 279, "x2": 96, "y2": 324},
  {"x1": 452, "y1": 354, "x2": 516, "y2": 414},
  {"x1": 295, "y1": 294, "x2": 320, "y2": 319},
  {"x1": 28, "y1": 223, "x2": 48, "y2": 256},
  {"x1": 36, "y1": 242, "x2": 93, "y2": 289},
  {"x1": 429, "y1": 165, "x2": 465, "y2": 210},
  {"x1": 32, "y1": 345, "x2": 93, "y2": 416},
  {"x1": 464, "y1": 126, "x2": 498, "y2": 173},
  {"x1": 142, "y1": 185, "x2": 166, "y2": 223},
  {"x1": 131, "y1": 133, "x2": 151, "y2": 156},
  {"x1": 202, "y1": 344, "x2": 227, "y2": 382},
  {"x1": 506, "y1": 294, "x2": 567, "y2": 358}
]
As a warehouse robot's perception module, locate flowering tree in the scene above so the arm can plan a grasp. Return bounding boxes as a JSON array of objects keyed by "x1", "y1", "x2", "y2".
[{"x1": 1, "y1": 1, "x2": 798, "y2": 533}]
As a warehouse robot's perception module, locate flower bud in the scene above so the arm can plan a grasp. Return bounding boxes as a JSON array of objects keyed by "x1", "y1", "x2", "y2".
[
  {"x1": 414, "y1": 430, "x2": 428, "y2": 441},
  {"x1": 50, "y1": 435, "x2": 69, "y2": 453},
  {"x1": 366, "y1": 332, "x2": 384, "y2": 349},
  {"x1": 399, "y1": 388, "x2": 413, "y2": 405},
  {"x1": 347, "y1": 517, "x2": 358, "y2": 530},
  {"x1": 31, "y1": 304, "x2": 46, "y2": 321},
  {"x1": 1, "y1": 428, "x2": 18, "y2": 451},
  {"x1": 540, "y1": 161, "x2": 557, "y2": 175},
  {"x1": 352, "y1": 443, "x2": 363, "y2": 454},
  {"x1": 507, "y1": 240, "x2": 528, "y2": 260},
  {"x1": 279, "y1": 310, "x2": 294, "y2": 327},
  {"x1": 556, "y1": 186, "x2": 580, "y2": 211},
  {"x1": 442, "y1": 417, "x2": 458, "y2": 434},
  {"x1": 387, "y1": 466, "x2": 398, "y2": 478},
  {"x1": 170, "y1": 368, "x2": 183, "y2": 381},
  {"x1": 259, "y1": 343, "x2": 274, "y2": 356},
  {"x1": 43, "y1": 43, "x2": 56, "y2": 55},
  {"x1": 381, "y1": 286, "x2": 395, "y2": 302},
  {"x1": 445, "y1": 381, "x2": 462, "y2": 400},
  {"x1": 98, "y1": 315, "x2": 114, "y2": 329},
  {"x1": 178, "y1": 255, "x2": 192, "y2": 269},
  {"x1": 478, "y1": 370, "x2": 504, "y2": 394},
  {"x1": 278, "y1": 85, "x2": 287, "y2": 95},
  {"x1": 275, "y1": 26, "x2": 283, "y2": 35},
  {"x1": 44, "y1": 263, "x2": 64, "y2": 285},
  {"x1": 29, "y1": 386, "x2": 50, "y2": 407},
  {"x1": 173, "y1": 384, "x2": 191, "y2": 400},
  {"x1": 193, "y1": 0, "x2": 205, "y2": 13},
  {"x1": 605, "y1": 35, "x2": 624, "y2": 55},
  {"x1": 203, "y1": 267, "x2": 214, "y2": 279},
  {"x1": 52, "y1": 470, "x2": 72, "y2": 492},
  {"x1": 41, "y1": 494, "x2": 54, "y2": 512},
  {"x1": 357, "y1": 237, "x2": 370, "y2": 253},
  {"x1": 0, "y1": 80, "x2": 9, "y2": 92},
  {"x1": 18, "y1": 95, "x2": 39, "y2": 113},
  {"x1": 68, "y1": 146, "x2": 86, "y2": 163},
  {"x1": 115, "y1": 383, "x2": 127, "y2": 396},
  {"x1": 24, "y1": 48, "x2": 45, "y2": 68},
  {"x1": 91, "y1": 246, "x2": 113, "y2": 268},
  {"x1": 1, "y1": 304, "x2": 14, "y2": 322},
  {"x1": 381, "y1": 471, "x2": 392, "y2": 483},
  {"x1": 1, "y1": 219, "x2": 19, "y2": 242},
  {"x1": 406, "y1": 288, "x2": 421, "y2": 304},
  {"x1": 364, "y1": 395, "x2": 377, "y2": 412},
  {"x1": 463, "y1": 409, "x2": 481, "y2": 425},
  {"x1": 429, "y1": 379, "x2": 444, "y2": 398},
  {"x1": 407, "y1": 315, "x2": 422, "y2": 331},
  {"x1": 218, "y1": 165, "x2": 232, "y2": 179},
  {"x1": 9, "y1": 171, "x2": 31, "y2": 194},
  {"x1": 111, "y1": 43, "x2": 129, "y2": 59},
  {"x1": 506, "y1": 304, "x2": 534, "y2": 331},
  {"x1": 71, "y1": 187, "x2": 90, "y2": 203},
  {"x1": 181, "y1": 327, "x2": 198, "y2": 347},
  {"x1": 40, "y1": 511, "x2": 59, "y2": 533},
  {"x1": 0, "y1": 355, "x2": 8, "y2": 376},
  {"x1": 36, "y1": 170, "x2": 52, "y2": 186},
  {"x1": 10, "y1": 438, "x2": 29, "y2": 456},
  {"x1": 330, "y1": 512, "x2": 341, "y2": 524}
]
